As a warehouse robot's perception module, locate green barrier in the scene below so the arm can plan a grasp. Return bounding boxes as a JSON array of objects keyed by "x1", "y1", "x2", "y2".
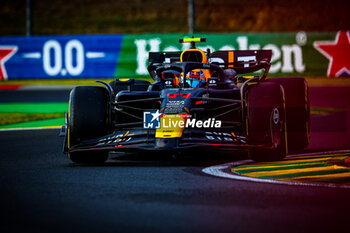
[{"x1": 116, "y1": 31, "x2": 350, "y2": 79}]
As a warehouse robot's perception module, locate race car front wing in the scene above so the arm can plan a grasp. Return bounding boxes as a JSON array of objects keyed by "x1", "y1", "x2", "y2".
[{"x1": 66, "y1": 129, "x2": 271, "y2": 154}]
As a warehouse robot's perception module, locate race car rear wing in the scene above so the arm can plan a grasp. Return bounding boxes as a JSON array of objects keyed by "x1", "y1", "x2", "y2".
[
  {"x1": 149, "y1": 51, "x2": 181, "y2": 65},
  {"x1": 148, "y1": 49, "x2": 272, "y2": 79}
]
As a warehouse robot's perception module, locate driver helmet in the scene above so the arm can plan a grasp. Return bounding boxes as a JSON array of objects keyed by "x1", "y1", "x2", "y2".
[
  {"x1": 180, "y1": 48, "x2": 211, "y2": 86},
  {"x1": 186, "y1": 70, "x2": 206, "y2": 87}
]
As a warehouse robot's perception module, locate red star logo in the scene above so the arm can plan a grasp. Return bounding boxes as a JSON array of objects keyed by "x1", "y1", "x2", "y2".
[
  {"x1": 314, "y1": 31, "x2": 350, "y2": 77},
  {"x1": 0, "y1": 46, "x2": 18, "y2": 80}
]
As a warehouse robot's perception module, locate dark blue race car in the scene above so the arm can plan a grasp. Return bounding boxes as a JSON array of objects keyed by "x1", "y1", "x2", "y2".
[{"x1": 61, "y1": 37, "x2": 310, "y2": 163}]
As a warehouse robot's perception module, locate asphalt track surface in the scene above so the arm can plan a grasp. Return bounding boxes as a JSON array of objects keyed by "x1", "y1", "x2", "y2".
[{"x1": 1, "y1": 86, "x2": 350, "y2": 233}]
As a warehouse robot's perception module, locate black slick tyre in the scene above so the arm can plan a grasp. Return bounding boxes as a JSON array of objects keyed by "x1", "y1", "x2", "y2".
[
  {"x1": 68, "y1": 86, "x2": 109, "y2": 163},
  {"x1": 267, "y1": 77, "x2": 310, "y2": 150},
  {"x1": 246, "y1": 82, "x2": 287, "y2": 162}
]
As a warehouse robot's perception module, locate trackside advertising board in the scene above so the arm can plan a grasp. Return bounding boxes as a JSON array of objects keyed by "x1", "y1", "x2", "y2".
[
  {"x1": 0, "y1": 35, "x2": 123, "y2": 80},
  {"x1": 0, "y1": 31, "x2": 349, "y2": 80}
]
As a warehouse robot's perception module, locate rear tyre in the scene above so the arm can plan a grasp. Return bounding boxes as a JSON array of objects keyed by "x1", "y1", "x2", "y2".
[
  {"x1": 267, "y1": 77, "x2": 310, "y2": 150},
  {"x1": 246, "y1": 82, "x2": 287, "y2": 162},
  {"x1": 68, "y1": 86, "x2": 109, "y2": 163}
]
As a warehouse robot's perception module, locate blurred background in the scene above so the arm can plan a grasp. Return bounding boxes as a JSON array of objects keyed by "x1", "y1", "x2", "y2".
[
  {"x1": 0, "y1": 0, "x2": 349, "y2": 82},
  {"x1": 1, "y1": 0, "x2": 350, "y2": 35}
]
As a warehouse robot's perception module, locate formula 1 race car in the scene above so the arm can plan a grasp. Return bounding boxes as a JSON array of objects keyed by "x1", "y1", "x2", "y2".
[{"x1": 61, "y1": 37, "x2": 310, "y2": 163}]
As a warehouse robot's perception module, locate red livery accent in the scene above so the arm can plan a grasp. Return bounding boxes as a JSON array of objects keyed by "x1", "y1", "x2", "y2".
[{"x1": 166, "y1": 93, "x2": 191, "y2": 99}]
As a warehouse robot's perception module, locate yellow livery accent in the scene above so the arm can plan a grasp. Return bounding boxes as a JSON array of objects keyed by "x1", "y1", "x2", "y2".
[
  {"x1": 67, "y1": 92, "x2": 72, "y2": 151},
  {"x1": 155, "y1": 114, "x2": 188, "y2": 138},
  {"x1": 180, "y1": 48, "x2": 208, "y2": 63},
  {"x1": 180, "y1": 37, "x2": 206, "y2": 43}
]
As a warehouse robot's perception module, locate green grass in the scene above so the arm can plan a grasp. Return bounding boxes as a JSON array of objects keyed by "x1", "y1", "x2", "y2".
[
  {"x1": 0, "y1": 103, "x2": 68, "y2": 114},
  {"x1": 0, "y1": 102, "x2": 68, "y2": 129},
  {"x1": 0, "y1": 113, "x2": 64, "y2": 126},
  {"x1": 0, "y1": 117, "x2": 65, "y2": 129},
  {"x1": 0, "y1": 78, "x2": 150, "y2": 86},
  {"x1": 2, "y1": 77, "x2": 350, "y2": 87}
]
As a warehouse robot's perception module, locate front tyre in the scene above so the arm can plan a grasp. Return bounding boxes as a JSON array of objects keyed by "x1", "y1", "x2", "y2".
[
  {"x1": 267, "y1": 77, "x2": 310, "y2": 150},
  {"x1": 68, "y1": 86, "x2": 109, "y2": 163},
  {"x1": 246, "y1": 82, "x2": 288, "y2": 162}
]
